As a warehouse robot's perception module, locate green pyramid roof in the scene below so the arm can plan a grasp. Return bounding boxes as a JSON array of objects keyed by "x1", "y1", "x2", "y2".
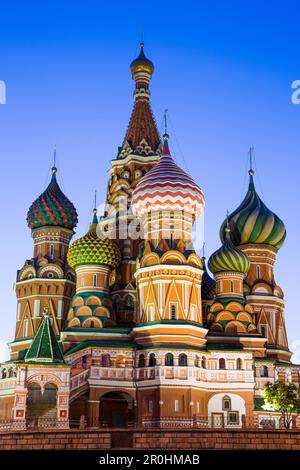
[{"x1": 25, "y1": 314, "x2": 65, "y2": 364}]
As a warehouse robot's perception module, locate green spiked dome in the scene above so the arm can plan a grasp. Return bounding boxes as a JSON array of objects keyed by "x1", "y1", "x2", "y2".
[
  {"x1": 67, "y1": 212, "x2": 121, "y2": 269},
  {"x1": 27, "y1": 166, "x2": 78, "y2": 231},
  {"x1": 220, "y1": 171, "x2": 286, "y2": 250},
  {"x1": 25, "y1": 312, "x2": 64, "y2": 364},
  {"x1": 208, "y1": 228, "x2": 250, "y2": 275}
]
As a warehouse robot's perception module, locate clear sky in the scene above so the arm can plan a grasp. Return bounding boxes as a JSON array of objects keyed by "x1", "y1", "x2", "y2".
[{"x1": 0, "y1": 0, "x2": 299, "y2": 361}]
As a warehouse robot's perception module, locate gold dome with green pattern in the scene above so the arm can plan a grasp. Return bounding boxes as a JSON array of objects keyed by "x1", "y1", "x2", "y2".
[{"x1": 67, "y1": 213, "x2": 121, "y2": 269}]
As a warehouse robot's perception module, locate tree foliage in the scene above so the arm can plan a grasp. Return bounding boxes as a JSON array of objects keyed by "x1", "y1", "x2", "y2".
[{"x1": 262, "y1": 381, "x2": 300, "y2": 428}]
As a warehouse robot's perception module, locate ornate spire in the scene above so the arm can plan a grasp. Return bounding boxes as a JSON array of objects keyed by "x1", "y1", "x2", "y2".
[
  {"x1": 24, "y1": 311, "x2": 65, "y2": 364},
  {"x1": 162, "y1": 109, "x2": 170, "y2": 155},
  {"x1": 120, "y1": 43, "x2": 160, "y2": 157}
]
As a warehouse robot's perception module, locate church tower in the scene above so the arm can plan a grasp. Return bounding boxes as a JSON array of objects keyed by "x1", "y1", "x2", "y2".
[
  {"x1": 220, "y1": 156, "x2": 289, "y2": 361},
  {"x1": 11, "y1": 161, "x2": 78, "y2": 360},
  {"x1": 131, "y1": 130, "x2": 207, "y2": 348},
  {"x1": 102, "y1": 44, "x2": 161, "y2": 324}
]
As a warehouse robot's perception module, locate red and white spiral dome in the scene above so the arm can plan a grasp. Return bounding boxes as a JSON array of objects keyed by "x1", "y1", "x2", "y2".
[{"x1": 131, "y1": 134, "x2": 205, "y2": 219}]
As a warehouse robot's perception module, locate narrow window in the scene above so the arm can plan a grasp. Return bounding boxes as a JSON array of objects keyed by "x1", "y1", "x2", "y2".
[
  {"x1": 201, "y1": 356, "x2": 206, "y2": 369},
  {"x1": 148, "y1": 400, "x2": 153, "y2": 413},
  {"x1": 165, "y1": 353, "x2": 174, "y2": 366},
  {"x1": 222, "y1": 396, "x2": 231, "y2": 411},
  {"x1": 230, "y1": 281, "x2": 234, "y2": 293},
  {"x1": 149, "y1": 353, "x2": 156, "y2": 367},
  {"x1": 219, "y1": 358, "x2": 226, "y2": 370},
  {"x1": 261, "y1": 365, "x2": 268, "y2": 377},
  {"x1": 138, "y1": 354, "x2": 145, "y2": 368},
  {"x1": 257, "y1": 266, "x2": 261, "y2": 278},
  {"x1": 178, "y1": 353, "x2": 187, "y2": 367},
  {"x1": 174, "y1": 400, "x2": 179, "y2": 412},
  {"x1": 261, "y1": 326, "x2": 266, "y2": 337},
  {"x1": 50, "y1": 244, "x2": 54, "y2": 260},
  {"x1": 171, "y1": 304, "x2": 176, "y2": 320},
  {"x1": 93, "y1": 274, "x2": 97, "y2": 287},
  {"x1": 236, "y1": 358, "x2": 242, "y2": 370}
]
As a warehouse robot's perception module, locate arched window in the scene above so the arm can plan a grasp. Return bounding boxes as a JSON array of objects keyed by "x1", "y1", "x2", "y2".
[
  {"x1": 50, "y1": 244, "x2": 54, "y2": 260},
  {"x1": 236, "y1": 358, "x2": 242, "y2": 370},
  {"x1": 261, "y1": 365, "x2": 268, "y2": 377},
  {"x1": 2, "y1": 369, "x2": 7, "y2": 379},
  {"x1": 8, "y1": 368, "x2": 14, "y2": 378},
  {"x1": 149, "y1": 353, "x2": 156, "y2": 367},
  {"x1": 178, "y1": 353, "x2": 188, "y2": 367},
  {"x1": 230, "y1": 281, "x2": 234, "y2": 293},
  {"x1": 101, "y1": 354, "x2": 110, "y2": 367},
  {"x1": 138, "y1": 354, "x2": 145, "y2": 368},
  {"x1": 82, "y1": 355, "x2": 87, "y2": 368},
  {"x1": 261, "y1": 326, "x2": 266, "y2": 337},
  {"x1": 165, "y1": 353, "x2": 174, "y2": 366},
  {"x1": 171, "y1": 305, "x2": 176, "y2": 320},
  {"x1": 93, "y1": 274, "x2": 97, "y2": 287},
  {"x1": 219, "y1": 358, "x2": 226, "y2": 370},
  {"x1": 201, "y1": 356, "x2": 206, "y2": 369}
]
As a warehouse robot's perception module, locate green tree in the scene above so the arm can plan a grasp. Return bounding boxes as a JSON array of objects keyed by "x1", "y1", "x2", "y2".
[{"x1": 262, "y1": 381, "x2": 300, "y2": 429}]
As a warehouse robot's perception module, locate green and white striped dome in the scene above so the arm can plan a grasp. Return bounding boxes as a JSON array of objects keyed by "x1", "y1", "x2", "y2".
[
  {"x1": 208, "y1": 229, "x2": 250, "y2": 275},
  {"x1": 220, "y1": 173, "x2": 286, "y2": 250}
]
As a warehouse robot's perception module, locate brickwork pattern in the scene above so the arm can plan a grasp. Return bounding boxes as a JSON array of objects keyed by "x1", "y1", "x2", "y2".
[{"x1": 0, "y1": 429, "x2": 300, "y2": 450}]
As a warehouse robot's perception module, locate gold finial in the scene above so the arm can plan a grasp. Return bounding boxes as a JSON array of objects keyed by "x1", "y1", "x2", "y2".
[
  {"x1": 43, "y1": 299, "x2": 50, "y2": 316},
  {"x1": 93, "y1": 190, "x2": 97, "y2": 215},
  {"x1": 225, "y1": 210, "x2": 231, "y2": 233},
  {"x1": 52, "y1": 145, "x2": 57, "y2": 174},
  {"x1": 163, "y1": 109, "x2": 169, "y2": 140},
  {"x1": 248, "y1": 146, "x2": 254, "y2": 176}
]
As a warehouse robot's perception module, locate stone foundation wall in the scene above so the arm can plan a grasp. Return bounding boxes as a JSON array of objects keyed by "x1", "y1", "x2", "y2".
[{"x1": 0, "y1": 428, "x2": 300, "y2": 450}]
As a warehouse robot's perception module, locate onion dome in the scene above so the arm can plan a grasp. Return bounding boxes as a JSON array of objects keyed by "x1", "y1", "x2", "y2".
[
  {"x1": 27, "y1": 166, "x2": 78, "y2": 231},
  {"x1": 131, "y1": 133, "x2": 205, "y2": 219},
  {"x1": 208, "y1": 227, "x2": 250, "y2": 275},
  {"x1": 220, "y1": 170, "x2": 286, "y2": 250},
  {"x1": 67, "y1": 211, "x2": 121, "y2": 269},
  {"x1": 201, "y1": 257, "x2": 216, "y2": 300},
  {"x1": 130, "y1": 42, "x2": 154, "y2": 76}
]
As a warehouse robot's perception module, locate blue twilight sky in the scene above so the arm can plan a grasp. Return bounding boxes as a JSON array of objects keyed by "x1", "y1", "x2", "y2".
[{"x1": 0, "y1": 0, "x2": 299, "y2": 360}]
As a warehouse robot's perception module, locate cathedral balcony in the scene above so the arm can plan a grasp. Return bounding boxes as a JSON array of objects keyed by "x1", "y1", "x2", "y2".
[
  {"x1": 70, "y1": 369, "x2": 90, "y2": 392},
  {"x1": 0, "y1": 377, "x2": 17, "y2": 396},
  {"x1": 89, "y1": 366, "x2": 134, "y2": 382}
]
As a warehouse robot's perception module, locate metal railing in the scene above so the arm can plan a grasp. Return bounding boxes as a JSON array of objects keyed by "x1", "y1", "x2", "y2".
[{"x1": 0, "y1": 414, "x2": 297, "y2": 432}]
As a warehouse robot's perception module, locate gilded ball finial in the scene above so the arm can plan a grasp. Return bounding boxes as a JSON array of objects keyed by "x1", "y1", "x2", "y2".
[
  {"x1": 163, "y1": 133, "x2": 169, "y2": 141},
  {"x1": 249, "y1": 169, "x2": 254, "y2": 176},
  {"x1": 51, "y1": 166, "x2": 57, "y2": 174}
]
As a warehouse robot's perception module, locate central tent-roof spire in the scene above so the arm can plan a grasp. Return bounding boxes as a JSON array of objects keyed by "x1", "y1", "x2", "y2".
[{"x1": 119, "y1": 42, "x2": 161, "y2": 158}]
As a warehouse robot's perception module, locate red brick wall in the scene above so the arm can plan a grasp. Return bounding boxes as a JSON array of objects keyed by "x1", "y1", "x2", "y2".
[{"x1": 0, "y1": 428, "x2": 300, "y2": 450}]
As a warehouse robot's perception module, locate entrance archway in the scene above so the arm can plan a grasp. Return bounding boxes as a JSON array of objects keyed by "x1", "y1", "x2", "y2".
[
  {"x1": 26, "y1": 383, "x2": 57, "y2": 425},
  {"x1": 99, "y1": 392, "x2": 134, "y2": 428}
]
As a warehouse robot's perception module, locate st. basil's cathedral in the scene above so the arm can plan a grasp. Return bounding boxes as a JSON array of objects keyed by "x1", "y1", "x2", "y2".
[{"x1": 0, "y1": 44, "x2": 298, "y2": 429}]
